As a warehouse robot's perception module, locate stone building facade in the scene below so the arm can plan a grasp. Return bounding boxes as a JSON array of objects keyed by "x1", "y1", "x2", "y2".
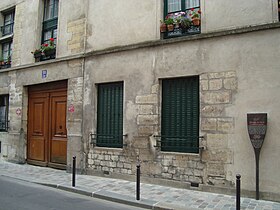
[{"x1": 0, "y1": 0, "x2": 280, "y2": 202}]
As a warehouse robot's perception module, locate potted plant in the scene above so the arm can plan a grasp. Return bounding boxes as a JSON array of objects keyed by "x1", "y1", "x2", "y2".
[
  {"x1": 0, "y1": 56, "x2": 4, "y2": 66},
  {"x1": 42, "y1": 38, "x2": 56, "y2": 58},
  {"x1": 165, "y1": 17, "x2": 174, "y2": 32},
  {"x1": 31, "y1": 48, "x2": 42, "y2": 62},
  {"x1": 180, "y1": 17, "x2": 191, "y2": 32},
  {"x1": 189, "y1": 8, "x2": 201, "y2": 26},
  {"x1": 160, "y1": 20, "x2": 167, "y2": 33}
]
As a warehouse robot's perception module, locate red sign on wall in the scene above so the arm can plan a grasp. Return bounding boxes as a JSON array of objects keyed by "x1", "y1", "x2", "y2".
[{"x1": 68, "y1": 104, "x2": 75, "y2": 113}]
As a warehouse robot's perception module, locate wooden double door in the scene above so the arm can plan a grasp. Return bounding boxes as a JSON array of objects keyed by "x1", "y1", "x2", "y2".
[{"x1": 27, "y1": 82, "x2": 67, "y2": 169}]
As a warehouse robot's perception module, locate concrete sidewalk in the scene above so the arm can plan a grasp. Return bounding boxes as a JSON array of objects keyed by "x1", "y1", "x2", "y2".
[{"x1": 0, "y1": 160, "x2": 279, "y2": 210}]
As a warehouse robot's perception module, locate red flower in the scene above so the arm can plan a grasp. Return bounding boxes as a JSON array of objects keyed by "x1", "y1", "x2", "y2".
[
  {"x1": 43, "y1": 43, "x2": 48, "y2": 47},
  {"x1": 50, "y1": 38, "x2": 54, "y2": 42},
  {"x1": 198, "y1": 10, "x2": 201, "y2": 14},
  {"x1": 191, "y1": 8, "x2": 194, "y2": 11}
]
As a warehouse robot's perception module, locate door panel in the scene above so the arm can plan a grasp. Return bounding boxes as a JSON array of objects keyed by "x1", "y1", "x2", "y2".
[
  {"x1": 28, "y1": 94, "x2": 49, "y2": 162},
  {"x1": 50, "y1": 93, "x2": 67, "y2": 165},
  {"x1": 27, "y1": 83, "x2": 67, "y2": 169}
]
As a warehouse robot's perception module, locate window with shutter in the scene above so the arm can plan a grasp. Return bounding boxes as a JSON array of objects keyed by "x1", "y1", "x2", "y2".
[
  {"x1": 0, "y1": 95, "x2": 9, "y2": 132},
  {"x1": 97, "y1": 82, "x2": 123, "y2": 148},
  {"x1": 161, "y1": 76, "x2": 199, "y2": 153}
]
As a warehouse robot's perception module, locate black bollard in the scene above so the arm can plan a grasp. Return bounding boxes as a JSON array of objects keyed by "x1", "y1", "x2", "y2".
[
  {"x1": 136, "y1": 163, "x2": 140, "y2": 200},
  {"x1": 72, "y1": 156, "x2": 76, "y2": 187},
  {"x1": 236, "y1": 174, "x2": 241, "y2": 210}
]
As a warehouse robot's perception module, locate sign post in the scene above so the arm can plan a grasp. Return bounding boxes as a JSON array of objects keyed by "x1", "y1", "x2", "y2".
[{"x1": 247, "y1": 113, "x2": 267, "y2": 200}]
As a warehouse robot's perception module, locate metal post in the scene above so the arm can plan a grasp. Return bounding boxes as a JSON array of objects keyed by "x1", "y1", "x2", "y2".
[
  {"x1": 236, "y1": 174, "x2": 241, "y2": 210},
  {"x1": 136, "y1": 163, "x2": 140, "y2": 200},
  {"x1": 254, "y1": 150, "x2": 260, "y2": 200},
  {"x1": 72, "y1": 156, "x2": 76, "y2": 187}
]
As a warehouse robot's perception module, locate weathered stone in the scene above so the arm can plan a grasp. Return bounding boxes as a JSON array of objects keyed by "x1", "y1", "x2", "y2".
[
  {"x1": 88, "y1": 159, "x2": 94, "y2": 164},
  {"x1": 137, "y1": 126, "x2": 154, "y2": 136},
  {"x1": 137, "y1": 115, "x2": 158, "y2": 125},
  {"x1": 133, "y1": 137, "x2": 149, "y2": 148},
  {"x1": 162, "y1": 173, "x2": 172, "y2": 179},
  {"x1": 207, "y1": 134, "x2": 228, "y2": 149},
  {"x1": 200, "y1": 80, "x2": 208, "y2": 91},
  {"x1": 223, "y1": 78, "x2": 237, "y2": 90},
  {"x1": 209, "y1": 79, "x2": 223, "y2": 90},
  {"x1": 162, "y1": 158, "x2": 173, "y2": 166},
  {"x1": 201, "y1": 118, "x2": 217, "y2": 131},
  {"x1": 136, "y1": 94, "x2": 157, "y2": 104},
  {"x1": 151, "y1": 84, "x2": 159, "y2": 94},
  {"x1": 202, "y1": 149, "x2": 233, "y2": 164},
  {"x1": 124, "y1": 163, "x2": 132, "y2": 169},
  {"x1": 168, "y1": 167, "x2": 176, "y2": 174},
  {"x1": 109, "y1": 162, "x2": 117, "y2": 167},
  {"x1": 224, "y1": 71, "x2": 236, "y2": 78},
  {"x1": 207, "y1": 163, "x2": 225, "y2": 176},
  {"x1": 201, "y1": 91, "x2": 231, "y2": 104},
  {"x1": 111, "y1": 155, "x2": 119, "y2": 161},
  {"x1": 217, "y1": 118, "x2": 234, "y2": 133},
  {"x1": 117, "y1": 162, "x2": 124, "y2": 168},
  {"x1": 201, "y1": 105, "x2": 224, "y2": 117},
  {"x1": 138, "y1": 105, "x2": 154, "y2": 114},
  {"x1": 200, "y1": 73, "x2": 208, "y2": 80},
  {"x1": 208, "y1": 72, "x2": 225, "y2": 79}
]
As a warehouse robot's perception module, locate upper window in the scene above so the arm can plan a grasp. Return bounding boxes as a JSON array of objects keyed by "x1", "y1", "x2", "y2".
[
  {"x1": 0, "y1": 95, "x2": 9, "y2": 132},
  {"x1": 162, "y1": 0, "x2": 200, "y2": 38},
  {"x1": 161, "y1": 76, "x2": 199, "y2": 153},
  {"x1": 42, "y1": 0, "x2": 58, "y2": 44},
  {"x1": 96, "y1": 82, "x2": 124, "y2": 148},
  {"x1": 1, "y1": 10, "x2": 15, "y2": 36}
]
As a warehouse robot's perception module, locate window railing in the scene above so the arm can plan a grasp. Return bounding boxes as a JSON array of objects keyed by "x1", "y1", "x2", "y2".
[
  {"x1": 0, "y1": 121, "x2": 9, "y2": 132},
  {"x1": 0, "y1": 61, "x2": 11, "y2": 70},
  {"x1": 154, "y1": 135, "x2": 203, "y2": 153},
  {"x1": 90, "y1": 133, "x2": 127, "y2": 148},
  {"x1": 1, "y1": 23, "x2": 14, "y2": 36}
]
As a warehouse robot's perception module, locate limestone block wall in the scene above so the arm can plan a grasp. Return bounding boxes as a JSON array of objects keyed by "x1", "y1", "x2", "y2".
[
  {"x1": 86, "y1": 70, "x2": 238, "y2": 188},
  {"x1": 67, "y1": 18, "x2": 86, "y2": 54},
  {"x1": 67, "y1": 76, "x2": 85, "y2": 171},
  {"x1": 200, "y1": 71, "x2": 237, "y2": 187}
]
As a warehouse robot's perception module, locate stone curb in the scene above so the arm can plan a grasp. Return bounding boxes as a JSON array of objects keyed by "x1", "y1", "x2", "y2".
[{"x1": 39, "y1": 182, "x2": 173, "y2": 210}]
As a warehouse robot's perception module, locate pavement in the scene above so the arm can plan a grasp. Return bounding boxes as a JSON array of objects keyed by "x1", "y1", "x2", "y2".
[{"x1": 0, "y1": 160, "x2": 279, "y2": 210}]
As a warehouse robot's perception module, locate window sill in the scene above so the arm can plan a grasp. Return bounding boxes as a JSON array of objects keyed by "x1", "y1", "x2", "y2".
[
  {"x1": 162, "y1": 26, "x2": 201, "y2": 39},
  {"x1": 160, "y1": 150, "x2": 199, "y2": 157}
]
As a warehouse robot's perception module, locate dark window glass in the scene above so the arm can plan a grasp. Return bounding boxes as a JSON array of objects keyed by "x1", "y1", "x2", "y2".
[
  {"x1": 42, "y1": 0, "x2": 58, "y2": 44},
  {"x1": 0, "y1": 95, "x2": 9, "y2": 132},
  {"x1": 1, "y1": 10, "x2": 15, "y2": 36}
]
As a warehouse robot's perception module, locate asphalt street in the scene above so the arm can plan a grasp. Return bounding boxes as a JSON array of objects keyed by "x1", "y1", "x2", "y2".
[{"x1": 0, "y1": 176, "x2": 147, "y2": 210}]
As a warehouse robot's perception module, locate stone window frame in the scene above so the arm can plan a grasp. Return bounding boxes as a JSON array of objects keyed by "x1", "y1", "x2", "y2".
[{"x1": 0, "y1": 94, "x2": 9, "y2": 132}]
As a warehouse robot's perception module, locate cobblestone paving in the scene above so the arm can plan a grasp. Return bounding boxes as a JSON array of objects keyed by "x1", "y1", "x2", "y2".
[{"x1": 0, "y1": 160, "x2": 279, "y2": 210}]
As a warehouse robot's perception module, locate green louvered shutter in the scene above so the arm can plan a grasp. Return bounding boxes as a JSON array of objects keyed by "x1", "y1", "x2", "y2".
[
  {"x1": 161, "y1": 76, "x2": 199, "y2": 153},
  {"x1": 97, "y1": 82, "x2": 123, "y2": 148}
]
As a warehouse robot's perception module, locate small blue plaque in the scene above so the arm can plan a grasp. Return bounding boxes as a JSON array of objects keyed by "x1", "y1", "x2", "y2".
[{"x1": 42, "y1": 70, "x2": 47, "y2": 78}]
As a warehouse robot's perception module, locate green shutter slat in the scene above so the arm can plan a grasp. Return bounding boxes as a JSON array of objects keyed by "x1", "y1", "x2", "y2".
[{"x1": 161, "y1": 76, "x2": 199, "y2": 153}]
